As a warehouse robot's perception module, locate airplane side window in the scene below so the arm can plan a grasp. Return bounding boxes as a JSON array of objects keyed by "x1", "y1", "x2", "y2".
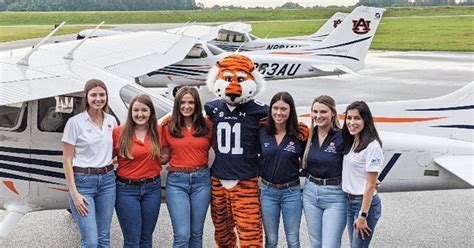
[
  {"x1": 0, "y1": 103, "x2": 27, "y2": 132},
  {"x1": 37, "y1": 97, "x2": 82, "y2": 133},
  {"x1": 217, "y1": 32, "x2": 229, "y2": 42},
  {"x1": 233, "y1": 35, "x2": 246, "y2": 42}
]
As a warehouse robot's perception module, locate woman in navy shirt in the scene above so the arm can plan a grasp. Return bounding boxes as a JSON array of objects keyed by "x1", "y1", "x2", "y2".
[
  {"x1": 302, "y1": 95, "x2": 346, "y2": 248},
  {"x1": 259, "y1": 92, "x2": 307, "y2": 248}
]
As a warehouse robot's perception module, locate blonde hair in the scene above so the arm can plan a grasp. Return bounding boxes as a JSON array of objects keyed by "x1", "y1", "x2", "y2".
[{"x1": 302, "y1": 95, "x2": 340, "y2": 169}]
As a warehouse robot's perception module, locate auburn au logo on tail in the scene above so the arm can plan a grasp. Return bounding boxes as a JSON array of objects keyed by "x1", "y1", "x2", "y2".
[
  {"x1": 352, "y1": 18, "x2": 371, "y2": 34},
  {"x1": 333, "y1": 19, "x2": 342, "y2": 28}
]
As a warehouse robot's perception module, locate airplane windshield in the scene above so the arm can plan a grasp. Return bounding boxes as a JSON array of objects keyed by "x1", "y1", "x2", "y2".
[
  {"x1": 119, "y1": 85, "x2": 172, "y2": 119},
  {"x1": 249, "y1": 34, "x2": 258, "y2": 40}
]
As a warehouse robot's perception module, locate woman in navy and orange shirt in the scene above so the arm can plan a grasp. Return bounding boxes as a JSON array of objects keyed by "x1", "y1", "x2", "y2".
[
  {"x1": 161, "y1": 87, "x2": 212, "y2": 248},
  {"x1": 113, "y1": 94, "x2": 164, "y2": 248}
]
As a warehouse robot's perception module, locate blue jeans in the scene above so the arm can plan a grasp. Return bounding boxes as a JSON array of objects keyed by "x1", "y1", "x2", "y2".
[
  {"x1": 115, "y1": 177, "x2": 162, "y2": 248},
  {"x1": 259, "y1": 181, "x2": 302, "y2": 248},
  {"x1": 346, "y1": 194, "x2": 382, "y2": 248},
  {"x1": 68, "y1": 170, "x2": 116, "y2": 248},
  {"x1": 302, "y1": 180, "x2": 347, "y2": 248},
  {"x1": 166, "y1": 167, "x2": 211, "y2": 248}
]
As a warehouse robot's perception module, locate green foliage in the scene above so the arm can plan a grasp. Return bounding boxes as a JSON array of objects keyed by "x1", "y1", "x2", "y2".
[
  {"x1": 0, "y1": 7, "x2": 472, "y2": 51},
  {"x1": 1, "y1": 0, "x2": 197, "y2": 11},
  {"x1": 0, "y1": 25, "x2": 87, "y2": 42}
]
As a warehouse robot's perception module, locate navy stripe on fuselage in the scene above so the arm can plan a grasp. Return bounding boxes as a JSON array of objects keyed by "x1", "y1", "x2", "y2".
[
  {"x1": 0, "y1": 171, "x2": 64, "y2": 185},
  {"x1": 165, "y1": 66, "x2": 208, "y2": 74},
  {"x1": 0, "y1": 154, "x2": 62, "y2": 168},
  {"x1": 159, "y1": 68, "x2": 202, "y2": 76},
  {"x1": 378, "y1": 153, "x2": 401, "y2": 182},
  {"x1": 432, "y1": 125, "x2": 474, "y2": 130},
  {"x1": 317, "y1": 54, "x2": 360, "y2": 61},
  {"x1": 406, "y1": 105, "x2": 474, "y2": 112},
  {"x1": 0, "y1": 161, "x2": 64, "y2": 179},
  {"x1": 0, "y1": 146, "x2": 62, "y2": 156},
  {"x1": 147, "y1": 71, "x2": 182, "y2": 77},
  {"x1": 309, "y1": 36, "x2": 372, "y2": 51}
]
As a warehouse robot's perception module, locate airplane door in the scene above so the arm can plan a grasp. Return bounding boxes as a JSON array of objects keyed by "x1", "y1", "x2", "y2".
[
  {"x1": 29, "y1": 96, "x2": 82, "y2": 209},
  {"x1": 0, "y1": 101, "x2": 31, "y2": 200}
]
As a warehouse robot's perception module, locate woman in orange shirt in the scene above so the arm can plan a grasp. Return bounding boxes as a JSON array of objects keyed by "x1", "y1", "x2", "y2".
[
  {"x1": 113, "y1": 94, "x2": 164, "y2": 248},
  {"x1": 161, "y1": 87, "x2": 212, "y2": 248}
]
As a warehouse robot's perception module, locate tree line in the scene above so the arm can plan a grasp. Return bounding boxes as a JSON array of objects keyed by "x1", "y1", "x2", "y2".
[
  {"x1": 1, "y1": 0, "x2": 471, "y2": 11},
  {"x1": 358, "y1": 0, "x2": 473, "y2": 7},
  {"x1": 0, "y1": 0, "x2": 197, "y2": 11}
]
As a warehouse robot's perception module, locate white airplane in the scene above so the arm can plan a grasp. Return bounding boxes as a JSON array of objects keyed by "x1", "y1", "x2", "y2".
[
  {"x1": 76, "y1": 7, "x2": 378, "y2": 97},
  {"x1": 137, "y1": 6, "x2": 384, "y2": 95},
  {"x1": 295, "y1": 82, "x2": 474, "y2": 192},
  {"x1": 165, "y1": 11, "x2": 348, "y2": 52},
  {"x1": 77, "y1": 12, "x2": 348, "y2": 49},
  {"x1": 2, "y1": 12, "x2": 471, "y2": 243}
]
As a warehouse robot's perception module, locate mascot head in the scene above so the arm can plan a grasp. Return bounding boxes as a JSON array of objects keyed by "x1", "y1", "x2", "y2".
[{"x1": 206, "y1": 54, "x2": 265, "y2": 105}]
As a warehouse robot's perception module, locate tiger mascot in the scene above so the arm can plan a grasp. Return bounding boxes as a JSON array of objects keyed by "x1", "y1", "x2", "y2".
[{"x1": 204, "y1": 54, "x2": 267, "y2": 247}]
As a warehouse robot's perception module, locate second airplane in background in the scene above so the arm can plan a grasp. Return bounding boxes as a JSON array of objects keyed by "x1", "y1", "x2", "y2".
[
  {"x1": 166, "y1": 11, "x2": 348, "y2": 52},
  {"x1": 138, "y1": 6, "x2": 384, "y2": 96}
]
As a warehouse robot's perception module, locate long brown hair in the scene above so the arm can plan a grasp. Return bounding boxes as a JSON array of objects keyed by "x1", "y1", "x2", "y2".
[
  {"x1": 342, "y1": 101, "x2": 382, "y2": 154},
  {"x1": 302, "y1": 95, "x2": 340, "y2": 169},
  {"x1": 265, "y1": 92, "x2": 299, "y2": 137},
  {"x1": 168, "y1": 87, "x2": 208, "y2": 138},
  {"x1": 118, "y1": 94, "x2": 160, "y2": 159},
  {"x1": 81, "y1": 79, "x2": 109, "y2": 112}
]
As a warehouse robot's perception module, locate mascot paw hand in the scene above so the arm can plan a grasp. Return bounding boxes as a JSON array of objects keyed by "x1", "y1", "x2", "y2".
[
  {"x1": 160, "y1": 115, "x2": 172, "y2": 126},
  {"x1": 297, "y1": 122, "x2": 309, "y2": 142}
]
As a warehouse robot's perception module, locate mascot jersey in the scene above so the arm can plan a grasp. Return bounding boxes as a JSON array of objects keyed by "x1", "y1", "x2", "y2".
[{"x1": 205, "y1": 99, "x2": 268, "y2": 180}]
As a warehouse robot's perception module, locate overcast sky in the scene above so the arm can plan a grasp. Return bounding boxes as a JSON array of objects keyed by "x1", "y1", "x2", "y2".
[{"x1": 196, "y1": 0, "x2": 358, "y2": 8}]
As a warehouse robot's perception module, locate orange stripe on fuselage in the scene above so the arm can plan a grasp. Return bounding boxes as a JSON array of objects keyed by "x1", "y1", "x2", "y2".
[
  {"x1": 298, "y1": 114, "x2": 447, "y2": 123},
  {"x1": 3, "y1": 181, "x2": 19, "y2": 195}
]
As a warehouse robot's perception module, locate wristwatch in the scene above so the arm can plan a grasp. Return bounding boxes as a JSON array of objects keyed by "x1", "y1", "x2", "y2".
[{"x1": 359, "y1": 211, "x2": 368, "y2": 218}]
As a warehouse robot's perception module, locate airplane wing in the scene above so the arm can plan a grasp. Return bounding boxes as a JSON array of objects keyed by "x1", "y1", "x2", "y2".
[
  {"x1": 69, "y1": 31, "x2": 198, "y2": 78},
  {"x1": 311, "y1": 64, "x2": 360, "y2": 76},
  {"x1": 435, "y1": 155, "x2": 474, "y2": 186},
  {"x1": 166, "y1": 25, "x2": 219, "y2": 41},
  {"x1": 218, "y1": 22, "x2": 252, "y2": 33},
  {"x1": 0, "y1": 63, "x2": 83, "y2": 106}
]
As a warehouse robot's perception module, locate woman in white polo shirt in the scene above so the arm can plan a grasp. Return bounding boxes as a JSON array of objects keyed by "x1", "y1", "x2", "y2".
[
  {"x1": 62, "y1": 79, "x2": 117, "y2": 247},
  {"x1": 341, "y1": 101, "x2": 384, "y2": 248}
]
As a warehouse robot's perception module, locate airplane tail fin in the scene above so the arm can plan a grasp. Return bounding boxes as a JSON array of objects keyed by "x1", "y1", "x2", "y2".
[
  {"x1": 365, "y1": 82, "x2": 474, "y2": 142},
  {"x1": 309, "y1": 6, "x2": 385, "y2": 72},
  {"x1": 311, "y1": 12, "x2": 348, "y2": 42}
]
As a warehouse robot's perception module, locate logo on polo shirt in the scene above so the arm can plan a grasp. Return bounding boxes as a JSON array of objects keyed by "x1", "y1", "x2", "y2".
[
  {"x1": 371, "y1": 157, "x2": 382, "y2": 165},
  {"x1": 324, "y1": 142, "x2": 337, "y2": 153},
  {"x1": 264, "y1": 142, "x2": 270, "y2": 148},
  {"x1": 284, "y1": 141, "x2": 296, "y2": 153}
]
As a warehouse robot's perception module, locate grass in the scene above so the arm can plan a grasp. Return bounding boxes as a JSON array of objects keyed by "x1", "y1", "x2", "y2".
[
  {"x1": 250, "y1": 16, "x2": 474, "y2": 51},
  {"x1": 0, "y1": 6, "x2": 473, "y2": 51},
  {"x1": 0, "y1": 25, "x2": 96, "y2": 42},
  {"x1": 0, "y1": 6, "x2": 472, "y2": 25},
  {"x1": 370, "y1": 16, "x2": 474, "y2": 51}
]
